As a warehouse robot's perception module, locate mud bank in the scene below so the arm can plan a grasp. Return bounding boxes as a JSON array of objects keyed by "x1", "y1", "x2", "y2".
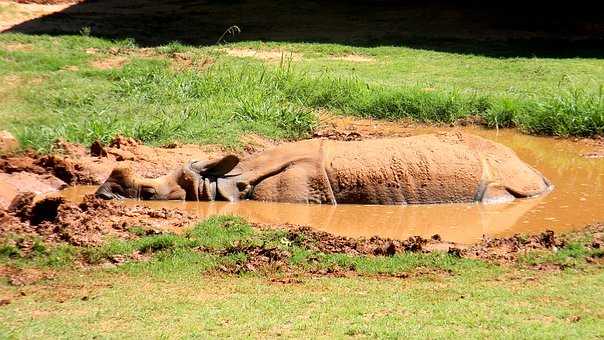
[
  {"x1": 0, "y1": 136, "x2": 228, "y2": 209},
  {"x1": 218, "y1": 223, "x2": 604, "y2": 275},
  {"x1": 3, "y1": 199, "x2": 602, "y2": 281},
  {"x1": 2, "y1": 119, "x2": 604, "y2": 243},
  {"x1": 1, "y1": 193, "x2": 194, "y2": 246}
]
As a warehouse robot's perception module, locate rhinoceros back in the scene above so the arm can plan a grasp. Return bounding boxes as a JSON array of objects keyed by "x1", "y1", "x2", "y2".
[{"x1": 323, "y1": 134, "x2": 484, "y2": 204}]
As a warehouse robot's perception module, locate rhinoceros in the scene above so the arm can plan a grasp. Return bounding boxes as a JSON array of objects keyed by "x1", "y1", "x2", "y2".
[{"x1": 95, "y1": 133, "x2": 551, "y2": 205}]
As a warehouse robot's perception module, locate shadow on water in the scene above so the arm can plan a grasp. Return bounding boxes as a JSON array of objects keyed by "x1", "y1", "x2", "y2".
[{"x1": 4, "y1": 0, "x2": 604, "y2": 58}]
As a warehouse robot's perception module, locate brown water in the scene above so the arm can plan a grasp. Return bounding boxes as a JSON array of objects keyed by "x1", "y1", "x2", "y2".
[{"x1": 59, "y1": 128, "x2": 604, "y2": 244}]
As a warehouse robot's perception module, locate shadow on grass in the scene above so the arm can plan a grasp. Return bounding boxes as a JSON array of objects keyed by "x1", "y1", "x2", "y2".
[{"x1": 4, "y1": 0, "x2": 604, "y2": 58}]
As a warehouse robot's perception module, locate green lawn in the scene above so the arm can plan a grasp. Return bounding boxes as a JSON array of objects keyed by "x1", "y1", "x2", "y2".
[
  {"x1": 232, "y1": 41, "x2": 604, "y2": 97},
  {"x1": 1, "y1": 33, "x2": 603, "y2": 152},
  {"x1": 1, "y1": 217, "x2": 603, "y2": 338},
  {"x1": 2, "y1": 269, "x2": 604, "y2": 338}
]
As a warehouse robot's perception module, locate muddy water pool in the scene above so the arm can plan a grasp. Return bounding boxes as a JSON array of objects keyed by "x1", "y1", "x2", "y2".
[{"x1": 60, "y1": 128, "x2": 604, "y2": 244}]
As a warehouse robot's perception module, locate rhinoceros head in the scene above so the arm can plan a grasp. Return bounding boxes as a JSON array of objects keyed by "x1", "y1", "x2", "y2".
[{"x1": 95, "y1": 155, "x2": 243, "y2": 201}]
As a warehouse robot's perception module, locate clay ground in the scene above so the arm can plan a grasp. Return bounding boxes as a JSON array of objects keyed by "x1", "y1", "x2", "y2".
[{"x1": 1, "y1": 0, "x2": 604, "y2": 337}]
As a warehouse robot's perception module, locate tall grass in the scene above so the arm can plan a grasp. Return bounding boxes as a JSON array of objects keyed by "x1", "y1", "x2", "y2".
[
  {"x1": 6, "y1": 59, "x2": 317, "y2": 151},
  {"x1": 1, "y1": 35, "x2": 603, "y2": 151}
]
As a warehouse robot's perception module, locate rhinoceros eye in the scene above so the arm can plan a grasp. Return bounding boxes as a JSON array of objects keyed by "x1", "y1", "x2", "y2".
[{"x1": 140, "y1": 187, "x2": 156, "y2": 200}]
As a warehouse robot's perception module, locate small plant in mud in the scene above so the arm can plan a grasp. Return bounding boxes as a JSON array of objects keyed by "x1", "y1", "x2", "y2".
[{"x1": 127, "y1": 226, "x2": 146, "y2": 236}]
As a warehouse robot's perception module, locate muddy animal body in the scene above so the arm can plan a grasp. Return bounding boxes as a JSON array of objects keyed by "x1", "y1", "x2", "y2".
[{"x1": 96, "y1": 133, "x2": 551, "y2": 205}]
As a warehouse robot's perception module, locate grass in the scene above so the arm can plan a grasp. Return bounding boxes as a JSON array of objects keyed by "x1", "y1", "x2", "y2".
[
  {"x1": 0, "y1": 216, "x2": 480, "y2": 275},
  {"x1": 0, "y1": 33, "x2": 603, "y2": 151},
  {"x1": 1, "y1": 216, "x2": 603, "y2": 338},
  {"x1": 1, "y1": 12, "x2": 604, "y2": 337},
  {"x1": 1, "y1": 268, "x2": 604, "y2": 338}
]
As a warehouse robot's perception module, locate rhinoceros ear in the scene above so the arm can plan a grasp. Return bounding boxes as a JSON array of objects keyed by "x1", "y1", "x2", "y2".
[{"x1": 190, "y1": 155, "x2": 240, "y2": 177}]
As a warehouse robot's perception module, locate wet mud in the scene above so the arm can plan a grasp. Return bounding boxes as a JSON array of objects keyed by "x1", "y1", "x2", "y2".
[
  {"x1": 55, "y1": 126, "x2": 604, "y2": 244},
  {"x1": 1, "y1": 193, "x2": 194, "y2": 247},
  {"x1": 1, "y1": 121, "x2": 604, "y2": 244},
  {"x1": 217, "y1": 223, "x2": 604, "y2": 275},
  {"x1": 0, "y1": 136, "x2": 225, "y2": 209}
]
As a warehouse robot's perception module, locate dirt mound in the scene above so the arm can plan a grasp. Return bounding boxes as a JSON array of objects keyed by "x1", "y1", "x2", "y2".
[
  {"x1": 0, "y1": 136, "x2": 226, "y2": 208},
  {"x1": 217, "y1": 242, "x2": 292, "y2": 274},
  {"x1": 0, "y1": 151, "x2": 97, "y2": 208},
  {"x1": 0, "y1": 130, "x2": 19, "y2": 153},
  {"x1": 1, "y1": 193, "x2": 195, "y2": 247},
  {"x1": 280, "y1": 225, "x2": 436, "y2": 255},
  {"x1": 241, "y1": 223, "x2": 603, "y2": 271},
  {"x1": 0, "y1": 152, "x2": 96, "y2": 184},
  {"x1": 459, "y1": 226, "x2": 604, "y2": 266},
  {"x1": 214, "y1": 223, "x2": 452, "y2": 274}
]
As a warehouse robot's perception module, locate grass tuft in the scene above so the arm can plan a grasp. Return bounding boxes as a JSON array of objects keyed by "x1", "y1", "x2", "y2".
[{"x1": 1, "y1": 34, "x2": 603, "y2": 152}]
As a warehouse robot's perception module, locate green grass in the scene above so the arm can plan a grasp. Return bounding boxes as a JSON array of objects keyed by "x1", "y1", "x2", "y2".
[
  {"x1": 1, "y1": 34, "x2": 603, "y2": 151},
  {"x1": 2, "y1": 269, "x2": 604, "y2": 338},
  {"x1": 0, "y1": 216, "x2": 482, "y2": 276},
  {"x1": 1, "y1": 216, "x2": 603, "y2": 338}
]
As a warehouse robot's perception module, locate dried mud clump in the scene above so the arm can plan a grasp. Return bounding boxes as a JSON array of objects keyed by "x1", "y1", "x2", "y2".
[
  {"x1": 217, "y1": 241, "x2": 292, "y2": 274},
  {"x1": 7, "y1": 192, "x2": 36, "y2": 220},
  {"x1": 36, "y1": 155, "x2": 97, "y2": 185},
  {"x1": 460, "y1": 228, "x2": 600, "y2": 266},
  {"x1": 0, "y1": 152, "x2": 97, "y2": 185},
  {"x1": 282, "y1": 225, "x2": 374, "y2": 255},
  {"x1": 1, "y1": 194, "x2": 195, "y2": 247},
  {"x1": 281, "y1": 225, "x2": 436, "y2": 256},
  {"x1": 217, "y1": 225, "x2": 447, "y2": 276},
  {"x1": 108, "y1": 135, "x2": 138, "y2": 149},
  {"x1": 90, "y1": 140, "x2": 108, "y2": 157}
]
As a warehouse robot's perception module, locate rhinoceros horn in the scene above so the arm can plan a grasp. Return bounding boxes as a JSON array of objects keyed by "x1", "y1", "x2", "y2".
[{"x1": 181, "y1": 155, "x2": 242, "y2": 202}]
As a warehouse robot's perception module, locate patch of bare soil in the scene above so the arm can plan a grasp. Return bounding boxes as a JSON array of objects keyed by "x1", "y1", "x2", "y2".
[
  {"x1": 169, "y1": 52, "x2": 214, "y2": 72},
  {"x1": 0, "y1": 266, "x2": 54, "y2": 287},
  {"x1": 90, "y1": 55, "x2": 127, "y2": 70},
  {"x1": 1, "y1": 193, "x2": 194, "y2": 247},
  {"x1": 1, "y1": 42, "x2": 33, "y2": 51},
  {"x1": 86, "y1": 47, "x2": 214, "y2": 71},
  {"x1": 313, "y1": 113, "x2": 420, "y2": 141},
  {"x1": 328, "y1": 54, "x2": 375, "y2": 63},
  {"x1": 222, "y1": 48, "x2": 302, "y2": 63}
]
